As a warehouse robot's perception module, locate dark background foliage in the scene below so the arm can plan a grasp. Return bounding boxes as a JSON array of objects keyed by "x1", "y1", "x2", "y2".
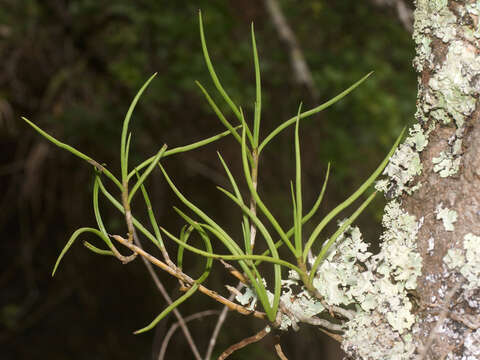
[{"x1": 0, "y1": 1, "x2": 415, "y2": 359}]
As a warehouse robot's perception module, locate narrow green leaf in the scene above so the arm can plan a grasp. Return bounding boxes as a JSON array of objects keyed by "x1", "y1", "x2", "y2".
[
  {"x1": 22, "y1": 117, "x2": 122, "y2": 190},
  {"x1": 168, "y1": 196, "x2": 276, "y2": 320},
  {"x1": 251, "y1": 23, "x2": 261, "y2": 147},
  {"x1": 177, "y1": 225, "x2": 193, "y2": 270},
  {"x1": 128, "y1": 145, "x2": 167, "y2": 204},
  {"x1": 217, "y1": 185, "x2": 283, "y2": 316},
  {"x1": 294, "y1": 103, "x2": 303, "y2": 256},
  {"x1": 308, "y1": 191, "x2": 377, "y2": 283},
  {"x1": 52, "y1": 227, "x2": 109, "y2": 276},
  {"x1": 196, "y1": 81, "x2": 242, "y2": 144},
  {"x1": 198, "y1": 10, "x2": 242, "y2": 123},
  {"x1": 160, "y1": 225, "x2": 302, "y2": 273},
  {"x1": 137, "y1": 172, "x2": 165, "y2": 248},
  {"x1": 125, "y1": 132, "x2": 132, "y2": 172},
  {"x1": 83, "y1": 241, "x2": 114, "y2": 256},
  {"x1": 96, "y1": 177, "x2": 161, "y2": 249},
  {"x1": 161, "y1": 222, "x2": 278, "y2": 320},
  {"x1": 303, "y1": 127, "x2": 405, "y2": 262},
  {"x1": 134, "y1": 284, "x2": 200, "y2": 334},
  {"x1": 255, "y1": 163, "x2": 330, "y2": 264},
  {"x1": 217, "y1": 152, "x2": 251, "y2": 254},
  {"x1": 127, "y1": 127, "x2": 241, "y2": 181},
  {"x1": 92, "y1": 175, "x2": 116, "y2": 251},
  {"x1": 290, "y1": 182, "x2": 300, "y2": 258},
  {"x1": 258, "y1": 72, "x2": 373, "y2": 153},
  {"x1": 159, "y1": 164, "x2": 244, "y2": 257},
  {"x1": 175, "y1": 219, "x2": 213, "y2": 282},
  {"x1": 240, "y1": 125, "x2": 296, "y2": 255},
  {"x1": 120, "y1": 73, "x2": 157, "y2": 182},
  {"x1": 239, "y1": 107, "x2": 254, "y2": 150}
]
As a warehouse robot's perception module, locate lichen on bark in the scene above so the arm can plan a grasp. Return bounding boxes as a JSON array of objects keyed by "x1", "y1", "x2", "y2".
[{"x1": 343, "y1": 1, "x2": 480, "y2": 358}]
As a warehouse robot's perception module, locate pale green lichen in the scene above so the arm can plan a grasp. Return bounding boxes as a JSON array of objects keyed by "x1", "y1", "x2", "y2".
[
  {"x1": 376, "y1": 144, "x2": 422, "y2": 197},
  {"x1": 431, "y1": 0, "x2": 447, "y2": 12},
  {"x1": 413, "y1": 1, "x2": 480, "y2": 180},
  {"x1": 444, "y1": 248, "x2": 465, "y2": 269},
  {"x1": 413, "y1": 2, "x2": 457, "y2": 71},
  {"x1": 342, "y1": 312, "x2": 416, "y2": 360},
  {"x1": 427, "y1": 40, "x2": 479, "y2": 129},
  {"x1": 375, "y1": 124, "x2": 429, "y2": 196},
  {"x1": 235, "y1": 286, "x2": 258, "y2": 310},
  {"x1": 406, "y1": 124, "x2": 428, "y2": 152},
  {"x1": 313, "y1": 206, "x2": 421, "y2": 358},
  {"x1": 378, "y1": 201, "x2": 422, "y2": 290},
  {"x1": 435, "y1": 204, "x2": 457, "y2": 231},
  {"x1": 444, "y1": 233, "x2": 480, "y2": 292},
  {"x1": 460, "y1": 233, "x2": 480, "y2": 291},
  {"x1": 277, "y1": 279, "x2": 325, "y2": 330},
  {"x1": 432, "y1": 151, "x2": 461, "y2": 177}
]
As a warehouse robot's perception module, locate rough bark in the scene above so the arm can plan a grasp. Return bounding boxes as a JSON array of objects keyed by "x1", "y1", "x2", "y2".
[
  {"x1": 407, "y1": 0, "x2": 480, "y2": 358},
  {"x1": 337, "y1": 1, "x2": 480, "y2": 358}
]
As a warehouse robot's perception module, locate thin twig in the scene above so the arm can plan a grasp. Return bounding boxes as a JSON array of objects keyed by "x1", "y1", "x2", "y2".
[
  {"x1": 158, "y1": 310, "x2": 220, "y2": 360},
  {"x1": 205, "y1": 282, "x2": 244, "y2": 360},
  {"x1": 217, "y1": 326, "x2": 271, "y2": 360},
  {"x1": 220, "y1": 260, "x2": 249, "y2": 285},
  {"x1": 309, "y1": 286, "x2": 355, "y2": 320},
  {"x1": 273, "y1": 337, "x2": 289, "y2": 360},
  {"x1": 279, "y1": 300, "x2": 344, "y2": 338},
  {"x1": 132, "y1": 229, "x2": 202, "y2": 360},
  {"x1": 112, "y1": 234, "x2": 267, "y2": 320}
]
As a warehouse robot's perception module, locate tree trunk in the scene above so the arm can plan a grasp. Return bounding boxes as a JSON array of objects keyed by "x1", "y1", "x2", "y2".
[
  {"x1": 341, "y1": 1, "x2": 480, "y2": 358},
  {"x1": 408, "y1": 0, "x2": 480, "y2": 358}
]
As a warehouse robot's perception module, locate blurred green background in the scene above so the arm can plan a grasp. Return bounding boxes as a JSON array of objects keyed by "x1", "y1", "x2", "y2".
[{"x1": 0, "y1": 0, "x2": 416, "y2": 359}]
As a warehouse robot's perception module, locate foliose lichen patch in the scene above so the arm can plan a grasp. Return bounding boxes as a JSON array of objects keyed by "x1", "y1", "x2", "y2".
[
  {"x1": 413, "y1": 1, "x2": 480, "y2": 179},
  {"x1": 435, "y1": 204, "x2": 458, "y2": 231},
  {"x1": 444, "y1": 233, "x2": 480, "y2": 292}
]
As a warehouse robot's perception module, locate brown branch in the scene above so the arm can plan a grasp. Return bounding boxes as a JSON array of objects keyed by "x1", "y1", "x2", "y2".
[
  {"x1": 278, "y1": 300, "x2": 344, "y2": 342},
  {"x1": 218, "y1": 326, "x2": 271, "y2": 360},
  {"x1": 112, "y1": 235, "x2": 267, "y2": 320},
  {"x1": 205, "y1": 282, "x2": 245, "y2": 360},
  {"x1": 132, "y1": 229, "x2": 202, "y2": 360},
  {"x1": 273, "y1": 337, "x2": 289, "y2": 360},
  {"x1": 220, "y1": 260, "x2": 249, "y2": 285},
  {"x1": 158, "y1": 310, "x2": 220, "y2": 360}
]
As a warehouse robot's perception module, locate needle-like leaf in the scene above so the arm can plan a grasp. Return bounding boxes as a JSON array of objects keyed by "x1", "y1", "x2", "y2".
[
  {"x1": 251, "y1": 23, "x2": 261, "y2": 148},
  {"x1": 128, "y1": 145, "x2": 167, "y2": 204},
  {"x1": 22, "y1": 117, "x2": 122, "y2": 190},
  {"x1": 258, "y1": 72, "x2": 373, "y2": 153},
  {"x1": 52, "y1": 227, "x2": 110, "y2": 276},
  {"x1": 308, "y1": 191, "x2": 377, "y2": 283},
  {"x1": 128, "y1": 127, "x2": 241, "y2": 181},
  {"x1": 121, "y1": 73, "x2": 157, "y2": 182},
  {"x1": 199, "y1": 10, "x2": 242, "y2": 123},
  {"x1": 294, "y1": 103, "x2": 303, "y2": 257},
  {"x1": 303, "y1": 127, "x2": 405, "y2": 262}
]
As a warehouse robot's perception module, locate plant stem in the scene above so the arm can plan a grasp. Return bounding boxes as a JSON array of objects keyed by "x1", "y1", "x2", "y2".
[
  {"x1": 249, "y1": 149, "x2": 259, "y2": 251},
  {"x1": 112, "y1": 235, "x2": 267, "y2": 320}
]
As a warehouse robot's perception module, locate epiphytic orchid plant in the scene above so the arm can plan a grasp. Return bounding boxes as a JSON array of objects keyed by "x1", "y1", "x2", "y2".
[{"x1": 23, "y1": 10, "x2": 403, "y2": 359}]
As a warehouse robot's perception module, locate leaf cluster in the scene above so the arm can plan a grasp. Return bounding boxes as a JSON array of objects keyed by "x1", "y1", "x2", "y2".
[{"x1": 23, "y1": 11, "x2": 403, "y2": 331}]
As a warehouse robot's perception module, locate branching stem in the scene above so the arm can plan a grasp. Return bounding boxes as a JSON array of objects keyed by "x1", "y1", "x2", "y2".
[{"x1": 112, "y1": 235, "x2": 267, "y2": 320}]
